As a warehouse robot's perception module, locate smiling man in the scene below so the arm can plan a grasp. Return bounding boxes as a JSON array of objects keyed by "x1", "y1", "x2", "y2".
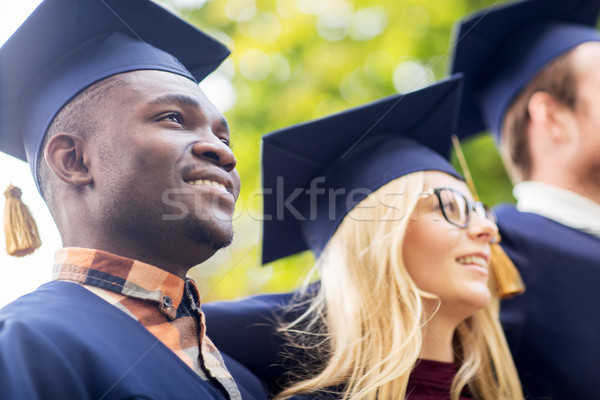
[
  {"x1": 45, "y1": 70, "x2": 240, "y2": 277},
  {"x1": 0, "y1": 0, "x2": 265, "y2": 399}
]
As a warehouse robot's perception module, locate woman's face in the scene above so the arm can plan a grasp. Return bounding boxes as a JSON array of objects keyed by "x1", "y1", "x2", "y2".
[{"x1": 403, "y1": 171, "x2": 497, "y2": 317}]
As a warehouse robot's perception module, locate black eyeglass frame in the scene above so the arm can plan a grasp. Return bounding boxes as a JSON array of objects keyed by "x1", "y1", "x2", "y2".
[{"x1": 419, "y1": 187, "x2": 497, "y2": 229}]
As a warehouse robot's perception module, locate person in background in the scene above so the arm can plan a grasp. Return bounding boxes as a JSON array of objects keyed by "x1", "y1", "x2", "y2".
[
  {"x1": 206, "y1": 76, "x2": 523, "y2": 399},
  {"x1": 0, "y1": 0, "x2": 266, "y2": 399},
  {"x1": 450, "y1": 0, "x2": 600, "y2": 398}
]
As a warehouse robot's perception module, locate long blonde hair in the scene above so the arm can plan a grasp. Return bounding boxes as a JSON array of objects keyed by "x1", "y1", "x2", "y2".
[{"x1": 276, "y1": 172, "x2": 523, "y2": 400}]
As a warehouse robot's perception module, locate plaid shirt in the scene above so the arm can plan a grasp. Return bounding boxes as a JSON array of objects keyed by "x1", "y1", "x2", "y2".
[{"x1": 52, "y1": 247, "x2": 241, "y2": 400}]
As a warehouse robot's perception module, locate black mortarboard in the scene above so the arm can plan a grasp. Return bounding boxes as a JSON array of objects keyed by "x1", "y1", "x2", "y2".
[
  {"x1": 261, "y1": 75, "x2": 464, "y2": 265},
  {"x1": 451, "y1": 0, "x2": 600, "y2": 138},
  {"x1": 0, "y1": 0, "x2": 230, "y2": 192}
]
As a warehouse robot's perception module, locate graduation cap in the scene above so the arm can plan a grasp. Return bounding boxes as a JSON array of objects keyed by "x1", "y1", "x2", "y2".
[
  {"x1": 0, "y1": 0, "x2": 229, "y2": 257},
  {"x1": 451, "y1": 0, "x2": 600, "y2": 138},
  {"x1": 0, "y1": 0, "x2": 230, "y2": 189},
  {"x1": 261, "y1": 75, "x2": 464, "y2": 265}
]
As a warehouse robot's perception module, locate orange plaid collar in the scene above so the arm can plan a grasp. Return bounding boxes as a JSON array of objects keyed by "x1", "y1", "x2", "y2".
[
  {"x1": 53, "y1": 247, "x2": 189, "y2": 317},
  {"x1": 51, "y1": 247, "x2": 242, "y2": 400}
]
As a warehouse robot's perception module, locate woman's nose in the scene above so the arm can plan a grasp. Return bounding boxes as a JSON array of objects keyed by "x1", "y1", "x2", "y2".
[{"x1": 468, "y1": 212, "x2": 499, "y2": 243}]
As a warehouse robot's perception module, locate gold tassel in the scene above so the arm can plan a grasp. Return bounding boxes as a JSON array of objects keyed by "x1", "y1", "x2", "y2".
[
  {"x1": 451, "y1": 135, "x2": 525, "y2": 299},
  {"x1": 3, "y1": 184, "x2": 42, "y2": 257},
  {"x1": 490, "y1": 239, "x2": 525, "y2": 298}
]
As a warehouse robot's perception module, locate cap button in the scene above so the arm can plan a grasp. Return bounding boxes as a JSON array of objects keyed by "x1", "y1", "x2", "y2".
[{"x1": 162, "y1": 296, "x2": 173, "y2": 308}]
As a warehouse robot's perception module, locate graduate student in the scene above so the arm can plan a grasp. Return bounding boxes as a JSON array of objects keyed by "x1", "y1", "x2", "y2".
[
  {"x1": 451, "y1": 0, "x2": 600, "y2": 397},
  {"x1": 205, "y1": 76, "x2": 523, "y2": 399},
  {"x1": 0, "y1": 0, "x2": 266, "y2": 399}
]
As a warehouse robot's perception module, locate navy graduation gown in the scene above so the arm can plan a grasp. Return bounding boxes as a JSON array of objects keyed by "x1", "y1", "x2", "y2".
[
  {"x1": 0, "y1": 281, "x2": 267, "y2": 400},
  {"x1": 496, "y1": 205, "x2": 600, "y2": 400},
  {"x1": 203, "y1": 293, "x2": 300, "y2": 395}
]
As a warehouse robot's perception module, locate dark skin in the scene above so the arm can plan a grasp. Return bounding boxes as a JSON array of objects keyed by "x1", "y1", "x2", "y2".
[{"x1": 44, "y1": 70, "x2": 241, "y2": 279}]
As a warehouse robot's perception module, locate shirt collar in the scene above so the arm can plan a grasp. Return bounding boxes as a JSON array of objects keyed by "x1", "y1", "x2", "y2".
[
  {"x1": 514, "y1": 181, "x2": 600, "y2": 238},
  {"x1": 53, "y1": 247, "x2": 188, "y2": 316}
]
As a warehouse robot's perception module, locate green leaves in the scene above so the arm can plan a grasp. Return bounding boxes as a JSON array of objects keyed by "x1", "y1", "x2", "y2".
[{"x1": 167, "y1": 0, "x2": 511, "y2": 301}]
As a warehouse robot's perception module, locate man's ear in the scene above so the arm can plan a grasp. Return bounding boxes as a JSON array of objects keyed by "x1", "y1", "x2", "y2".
[
  {"x1": 528, "y1": 91, "x2": 573, "y2": 143},
  {"x1": 44, "y1": 133, "x2": 93, "y2": 186}
]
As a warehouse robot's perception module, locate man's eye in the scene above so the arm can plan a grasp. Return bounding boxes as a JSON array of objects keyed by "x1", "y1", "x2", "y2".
[{"x1": 160, "y1": 112, "x2": 184, "y2": 125}]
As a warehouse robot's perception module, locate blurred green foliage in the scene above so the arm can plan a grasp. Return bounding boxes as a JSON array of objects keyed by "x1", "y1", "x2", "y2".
[{"x1": 158, "y1": 0, "x2": 514, "y2": 301}]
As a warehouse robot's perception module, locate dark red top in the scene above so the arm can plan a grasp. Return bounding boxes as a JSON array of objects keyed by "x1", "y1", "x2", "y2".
[{"x1": 407, "y1": 359, "x2": 473, "y2": 400}]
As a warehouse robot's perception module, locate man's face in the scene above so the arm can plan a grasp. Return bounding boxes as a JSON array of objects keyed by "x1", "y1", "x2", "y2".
[
  {"x1": 90, "y1": 70, "x2": 241, "y2": 268},
  {"x1": 568, "y1": 42, "x2": 600, "y2": 195}
]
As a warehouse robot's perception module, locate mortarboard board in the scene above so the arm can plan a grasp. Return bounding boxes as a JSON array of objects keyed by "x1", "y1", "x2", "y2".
[
  {"x1": 0, "y1": 0, "x2": 230, "y2": 192},
  {"x1": 261, "y1": 75, "x2": 464, "y2": 265},
  {"x1": 451, "y1": 0, "x2": 600, "y2": 139}
]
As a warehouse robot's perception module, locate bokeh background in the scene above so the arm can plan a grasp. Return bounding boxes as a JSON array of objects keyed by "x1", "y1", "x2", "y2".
[
  {"x1": 172, "y1": 0, "x2": 513, "y2": 301},
  {"x1": 0, "y1": 0, "x2": 512, "y2": 306}
]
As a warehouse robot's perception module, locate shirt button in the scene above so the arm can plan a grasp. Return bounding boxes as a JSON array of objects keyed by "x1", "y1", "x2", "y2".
[{"x1": 163, "y1": 296, "x2": 173, "y2": 308}]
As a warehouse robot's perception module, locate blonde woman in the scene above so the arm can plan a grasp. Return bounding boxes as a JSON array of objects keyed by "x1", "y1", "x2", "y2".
[
  {"x1": 203, "y1": 76, "x2": 523, "y2": 400},
  {"x1": 275, "y1": 169, "x2": 520, "y2": 400}
]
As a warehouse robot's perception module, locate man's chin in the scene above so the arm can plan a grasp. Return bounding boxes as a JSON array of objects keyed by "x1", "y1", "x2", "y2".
[
  {"x1": 211, "y1": 231, "x2": 234, "y2": 251},
  {"x1": 183, "y1": 217, "x2": 234, "y2": 251}
]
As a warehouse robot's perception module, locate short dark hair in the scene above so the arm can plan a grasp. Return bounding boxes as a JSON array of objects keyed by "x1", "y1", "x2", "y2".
[
  {"x1": 501, "y1": 50, "x2": 578, "y2": 182},
  {"x1": 36, "y1": 76, "x2": 124, "y2": 201}
]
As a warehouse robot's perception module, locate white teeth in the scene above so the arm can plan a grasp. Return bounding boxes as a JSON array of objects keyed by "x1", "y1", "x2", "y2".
[
  {"x1": 188, "y1": 179, "x2": 227, "y2": 191},
  {"x1": 457, "y1": 255, "x2": 487, "y2": 267}
]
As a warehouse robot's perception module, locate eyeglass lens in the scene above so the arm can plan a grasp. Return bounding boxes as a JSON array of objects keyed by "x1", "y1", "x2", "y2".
[
  {"x1": 438, "y1": 189, "x2": 468, "y2": 226},
  {"x1": 437, "y1": 188, "x2": 495, "y2": 227}
]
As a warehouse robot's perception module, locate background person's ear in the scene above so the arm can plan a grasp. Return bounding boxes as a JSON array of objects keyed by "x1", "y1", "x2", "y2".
[
  {"x1": 44, "y1": 133, "x2": 93, "y2": 186},
  {"x1": 528, "y1": 91, "x2": 574, "y2": 144}
]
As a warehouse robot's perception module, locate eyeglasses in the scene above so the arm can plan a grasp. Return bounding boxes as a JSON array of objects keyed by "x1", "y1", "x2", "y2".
[{"x1": 419, "y1": 187, "x2": 496, "y2": 228}]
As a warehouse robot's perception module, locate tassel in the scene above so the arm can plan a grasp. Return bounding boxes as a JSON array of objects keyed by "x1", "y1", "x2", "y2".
[
  {"x1": 490, "y1": 240, "x2": 525, "y2": 299},
  {"x1": 451, "y1": 135, "x2": 525, "y2": 299},
  {"x1": 3, "y1": 184, "x2": 42, "y2": 257}
]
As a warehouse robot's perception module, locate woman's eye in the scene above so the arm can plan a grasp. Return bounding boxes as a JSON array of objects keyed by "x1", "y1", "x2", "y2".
[{"x1": 443, "y1": 201, "x2": 456, "y2": 212}]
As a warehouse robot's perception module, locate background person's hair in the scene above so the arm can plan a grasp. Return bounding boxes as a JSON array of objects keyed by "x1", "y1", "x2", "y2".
[
  {"x1": 277, "y1": 172, "x2": 523, "y2": 400},
  {"x1": 501, "y1": 50, "x2": 578, "y2": 183}
]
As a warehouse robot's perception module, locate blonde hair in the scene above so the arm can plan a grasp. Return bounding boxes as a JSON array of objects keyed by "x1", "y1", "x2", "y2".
[{"x1": 276, "y1": 172, "x2": 523, "y2": 400}]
